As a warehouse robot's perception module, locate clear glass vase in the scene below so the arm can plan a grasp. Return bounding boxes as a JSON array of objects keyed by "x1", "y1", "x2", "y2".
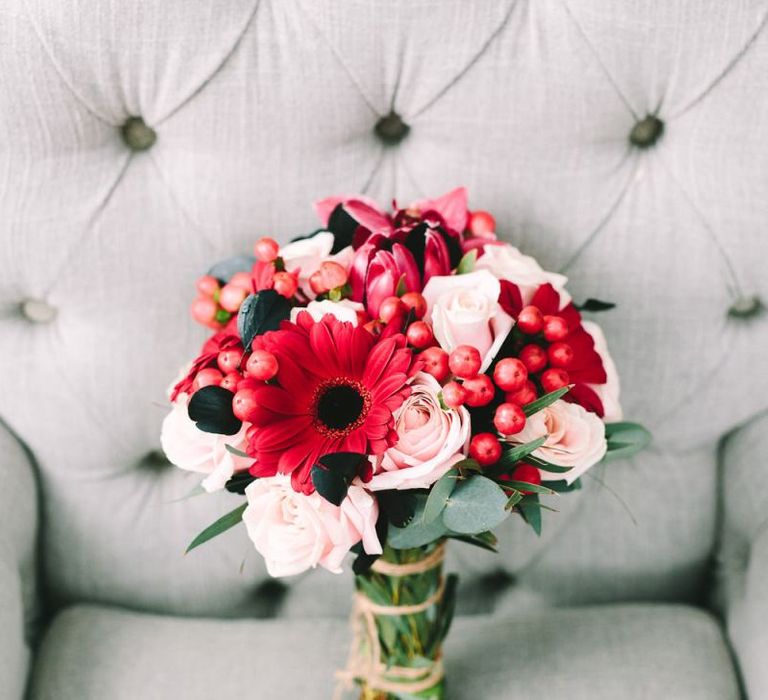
[{"x1": 342, "y1": 540, "x2": 456, "y2": 700}]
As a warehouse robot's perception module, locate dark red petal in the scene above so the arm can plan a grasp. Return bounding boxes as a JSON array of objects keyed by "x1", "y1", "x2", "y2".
[
  {"x1": 499, "y1": 280, "x2": 523, "y2": 318},
  {"x1": 530, "y1": 283, "x2": 561, "y2": 315},
  {"x1": 564, "y1": 383, "x2": 605, "y2": 417}
]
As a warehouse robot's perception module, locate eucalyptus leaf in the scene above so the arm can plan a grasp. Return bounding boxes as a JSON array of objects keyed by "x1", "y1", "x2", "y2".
[
  {"x1": 522, "y1": 386, "x2": 571, "y2": 417},
  {"x1": 456, "y1": 249, "x2": 477, "y2": 274},
  {"x1": 389, "y1": 496, "x2": 451, "y2": 548},
  {"x1": 442, "y1": 476, "x2": 510, "y2": 534},
  {"x1": 207, "y1": 255, "x2": 256, "y2": 282},
  {"x1": 186, "y1": 503, "x2": 247, "y2": 553},
  {"x1": 237, "y1": 290, "x2": 292, "y2": 351},
  {"x1": 422, "y1": 468, "x2": 459, "y2": 524}
]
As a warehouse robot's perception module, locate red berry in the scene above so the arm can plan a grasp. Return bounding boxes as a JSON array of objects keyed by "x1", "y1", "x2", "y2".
[
  {"x1": 218, "y1": 283, "x2": 248, "y2": 313},
  {"x1": 517, "y1": 306, "x2": 544, "y2": 335},
  {"x1": 493, "y1": 358, "x2": 528, "y2": 392},
  {"x1": 232, "y1": 387, "x2": 259, "y2": 422},
  {"x1": 463, "y1": 374, "x2": 495, "y2": 407},
  {"x1": 468, "y1": 210, "x2": 496, "y2": 238},
  {"x1": 400, "y1": 292, "x2": 427, "y2": 319},
  {"x1": 190, "y1": 296, "x2": 218, "y2": 326},
  {"x1": 542, "y1": 315, "x2": 569, "y2": 341},
  {"x1": 510, "y1": 463, "x2": 542, "y2": 494},
  {"x1": 246, "y1": 349, "x2": 279, "y2": 381},
  {"x1": 493, "y1": 402, "x2": 526, "y2": 435},
  {"x1": 441, "y1": 381, "x2": 467, "y2": 408},
  {"x1": 419, "y1": 347, "x2": 450, "y2": 382},
  {"x1": 193, "y1": 367, "x2": 223, "y2": 390},
  {"x1": 448, "y1": 345, "x2": 482, "y2": 379},
  {"x1": 220, "y1": 372, "x2": 241, "y2": 392},
  {"x1": 541, "y1": 368, "x2": 570, "y2": 393},
  {"x1": 319, "y1": 261, "x2": 348, "y2": 290},
  {"x1": 217, "y1": 348, "x2": 244, "y2": 374},
  {"x1": 309, "y1": 270, "x2": 325, "y2": 295},
  {"x1": 229, "y1": 271, "x2": 254, "y2": 292},
  {"x1": 547, "y1": 342, "x2": 574, "y2": 368},
  {"x1": 379, "y1": 296, "x2": 405, "y2": 323},
  {"x1": 196, "y1": 275, "x2": 220, "y2": 297},
  {"x1": 519, "y1": 344, "x2": 548, "y2": 373},
  {"x1": 272, "y1": 271, "x2": 298, "y2": 298},
  {"x1": 469, "y1": 433, "x2": 502, "y2": 466},
  {"x1": 254, "y1": 237, "x2": 280, "y2": 263},
  {"x1": 506, "y1": 380, "x2": 538, "y2": 406},
  {"x1": 406, "y1": 321, "x2": 433, "y2": 349}
]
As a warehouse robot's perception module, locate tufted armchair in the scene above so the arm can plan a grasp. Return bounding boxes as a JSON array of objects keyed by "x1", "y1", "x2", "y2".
[{"x1": 2, "y1": 1, "x2": 768, "y2": 698}]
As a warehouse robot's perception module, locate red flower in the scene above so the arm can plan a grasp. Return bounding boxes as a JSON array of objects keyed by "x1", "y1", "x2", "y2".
[
  {"x1": 499, "y1": 282, "x2": 608, "y2": 416},
  {"x1": 243, "y1": 313, "x2": 418, "y2": 493},
  {"x1": 170, "y1": 328, "x2": 241, "y2": 402}
]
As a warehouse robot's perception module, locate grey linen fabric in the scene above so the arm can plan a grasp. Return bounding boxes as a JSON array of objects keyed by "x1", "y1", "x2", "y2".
[{"x1": 1, "y1": 0, "x2": 767, "y2": 697}]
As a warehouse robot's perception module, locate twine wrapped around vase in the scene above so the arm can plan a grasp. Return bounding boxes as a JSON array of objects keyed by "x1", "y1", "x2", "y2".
[{"x1": 335, "y1": 542, "x2": 448, "y2": 699}]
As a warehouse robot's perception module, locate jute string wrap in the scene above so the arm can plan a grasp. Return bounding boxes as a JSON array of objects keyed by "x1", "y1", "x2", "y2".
[{"x1": 334, "y1": 543, "x2": 447, "y2": 699}]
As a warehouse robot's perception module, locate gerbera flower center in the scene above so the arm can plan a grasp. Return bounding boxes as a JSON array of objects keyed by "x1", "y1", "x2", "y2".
[{"x1": 312, "y1": 379, "x2": 372, "y2": 437}]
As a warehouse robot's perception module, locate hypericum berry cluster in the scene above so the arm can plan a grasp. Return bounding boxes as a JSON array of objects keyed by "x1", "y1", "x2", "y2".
[{"x1": 190, "y1": 272, "x2": 253, "y2": 330}]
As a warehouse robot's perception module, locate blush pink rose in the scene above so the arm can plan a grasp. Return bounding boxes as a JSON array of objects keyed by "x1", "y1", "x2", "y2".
[
  {"x1": 508, "y1": 399, "x2": 607, "y2": 484},
  {"x1": 242, "y1": 476, "x2": 381, "y2": 577},
  {"x1": 422, "y1": 269, "x2": 514, "y2": 372},
  {"x1": 369, "y1": 372, "x2": 470, "y2": 491},
  {"x1": 582, "y1": 321, "x2": 623, "y2": 423},
  {"x1": 160, "y1": 395, "x2": 252, "y2": 493}
]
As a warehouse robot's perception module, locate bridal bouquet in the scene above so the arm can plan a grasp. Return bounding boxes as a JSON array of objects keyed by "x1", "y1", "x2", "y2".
[{"x1": 161, "y1": 188, "x2": 649, "y2": 699}]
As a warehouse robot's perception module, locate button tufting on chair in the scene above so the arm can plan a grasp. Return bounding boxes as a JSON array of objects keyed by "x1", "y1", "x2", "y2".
[
  {"x1": 629, "y1": 115, "x2": 664, "y2": 148},
  {"x1": 121, "y1": 117, "x2": 157, "y2": 151},
  {"x1": 20, "y1": 298, "x2": 57, "y2": 323},
  {"x1": 728, "y1": 295, "x2": 763, "y2": 319},
  {"x1": 374, "y1": 111, "x2": 410, "y2": 145}
]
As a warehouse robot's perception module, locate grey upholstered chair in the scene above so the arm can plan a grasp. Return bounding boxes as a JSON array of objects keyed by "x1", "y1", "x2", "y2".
[{"x1": 2, "y1": 2, "x2": 766, "y2": 698}]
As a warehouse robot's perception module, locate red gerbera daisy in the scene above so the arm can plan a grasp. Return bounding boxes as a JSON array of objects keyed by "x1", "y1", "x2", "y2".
[{"x1": 243, "y1": 312, "x2": 418, "y2": 494}]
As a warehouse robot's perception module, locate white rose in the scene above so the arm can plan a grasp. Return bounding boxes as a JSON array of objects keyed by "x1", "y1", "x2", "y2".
[
  {"x1": 582, "y1": 321, "x2": 623, "y2": 422},
  {"x1": 280, "y1": 232, "x2": 348, "y2": 298},
  {"x1": 475, "y1": 243, "x2": 571, "y2": 307},
  {"x1": 422, "y1": 269, "x2": 514, "y2": 372},
  {"x1": 508, "y1": 399, "x2": 606, "y2": 484},
  {"x1": 242, "y1": 475, "x2": 382, "y2": 577},
  {"x1": 290, "y1": 299, "x2": 364, "y2": 326},
  {"x1": 369, "y1": 372, "x2": 470, "y2": 491},
  {"x1": 160, "y1": 396, "x2": 252, "y2": 493}
]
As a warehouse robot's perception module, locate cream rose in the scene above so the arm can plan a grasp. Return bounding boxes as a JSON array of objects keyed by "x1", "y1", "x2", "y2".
[
  {"x1": 242, "y1": 476, "x2": 381, "y2": 577},
  {"x1": 279, "y1": 233, "x2": 352, "y2": 298},
  {"x1": 160, "y1": 396, "x2": 252, "y2": 493},
  {"x1": 422, "y1": 269, "x2": 514, "y2": 372},
  {"x1": 475, "y1": 243, "x2": 571, "y2": 307},
  {"x1": 508, "y1": 399, "x2": 606, "y2": 484},
  {"x1": 582, "y1": 321, "x2": 623, "y2": 423},
  {"x1": 290, "y1": 299, "x2": 365, "y2": 326},
  {"x1": 369, "y1": 372, "x2": 470, "y2": 491}
]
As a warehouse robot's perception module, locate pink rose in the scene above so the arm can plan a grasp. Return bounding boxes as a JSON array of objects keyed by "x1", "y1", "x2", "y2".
[
  {"x1": 475, "y1": 242, "x2": 571, "y2": 307},
  {"x1": 242, "y1": 476, "x2": 382, "y2": 577},
  {"x1": 160, "y1": 396, "x2": 252, "y2": 493},
  {"x1": 582, "y1": 321, "x2": 623, "y2": 423},
  {"x1": 422, "y1": 269, "x2": 514, "y2": 372},
  {"x1": 508, "y1": 400, "x2": 607, "y2": 484},
  {"x1": 369, "y1": 372, "x2": 470, "y2": 491}
]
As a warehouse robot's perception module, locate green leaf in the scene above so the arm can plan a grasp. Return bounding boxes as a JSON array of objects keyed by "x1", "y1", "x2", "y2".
[
  {"x1": 186, "y1": 503, "x2": 247, "y2": 554},
  {"x1": 505, "y1": 490, "x2": 523, "y2": 510},
  {"x1": 450, "y1": 532, "x2": 498, "y2": 553},
  {"x1": 395, "y1": 274, "x2": 408, "y2": 297},
  {"x1": 525, "y1": 455, "x2": 572, "y2": 473},
  {"x1": 422, "y1": 468, "x2": 459, "y2": 524},
  {"x1": 518, "y1": 494, "x2": 542, "y2": 535},
  {"x1": 237, "y1": 290, "x2": 292, "y2": 351},
  {"x1": 456, "y1": 249, "x2": 477, "y2": 274},
  {"x1": 442, "y1": 476, "x2": 510, "y2": 534},
  {"x1": 453, "y1": 457, "x2": 482, "y2": 474},
  {"x1": 225, "y1": 444, "x2": 250, "y2": 458},
  {"x1": 378, "y1": 490, "x2": 419, "y2": 527},
  {"x1": 546, "y1": 478, "x2": 582, "y2": 493},
  {"x1": 604, "y1": 422, "x2": 652, "y2": 460},
  {"x1": 522, "y1": 386, "x2": 571, "y2": 417},
  {"x1": 576, "y1": 298, "x2": 616, "y2": 313},
  {"x1": 388, "y1": 495, "x2": 450, "y2": 548},
  {"x1": 188, "y1": 385, "x2": 242, "y2": 435},
  {"x1": 310, "y1": 452, "x2": 366, "y2": 506},
  {"x1": 497, "y1": 479, "x2": 556, "y2": 496},
  {"x1": 497, "y1": 436, "x2": 547, "y2": 469}
]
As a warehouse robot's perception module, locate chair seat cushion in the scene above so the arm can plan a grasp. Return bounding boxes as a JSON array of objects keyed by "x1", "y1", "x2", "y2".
[{"x1": 29, "y1": 603, "x2": 739, "y2": 699}]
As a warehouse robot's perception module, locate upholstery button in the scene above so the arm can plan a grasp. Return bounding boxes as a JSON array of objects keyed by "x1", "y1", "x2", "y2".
[
  {"x1": 629, "y1": 115, "x2": 664, "y2": 148},
  {"x1": 21, "y1": 298, "x2": 57, "y2": 323},
  {"x1": 728, "y1": 295, "x2": 763, "y2": 319},
  {"x1": 374, "y1": 111, "x2": 410, "y2": 145},
  {"x1": 121, "y1": 117, "x2": 156, "y2": 151}
]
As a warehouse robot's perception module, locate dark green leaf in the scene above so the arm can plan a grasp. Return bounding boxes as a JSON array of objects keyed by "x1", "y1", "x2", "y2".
[
  {"x1": 395, "y1": 275, "x2": 408, "y2": 297},
  {"x1": 207, "y1": 255, "x2": 255, "y2": 282},
  {"x1": 378, "y1": 490, "x2": 419, "y2": 528},
  {"x1": 497, "y1": 479, "x2": 556, "y2": 496},
  {"x1": 224, "y1": 471, "x2": 257, "y2": 495},
  {"x1": 442, "y1": 476, "x2": 510, "y2": 534},
  {"x1": 389, "y1": 495, "x2": 450, "y2": 548},
  {"x1": 546, "y1": 478, "x2": 582, "y2": 493},
  {"x1": 497, "y1": 436, "x2": 547, "y2": 469},
  {"x1": 523, "y1": 386, "x2": 571, "y2": 417},
  {"x1": 456, "y1": 249, "x2": 477, "y2": 274},
  {"x1": 225, "y1": 444, "x2": 250, "y2": 458},
  {"x1": 450, "y1": 532, "x2": 498, "y2": 553},
  {"x1": 604, "y1": 422, "x2": 652, "y2": 460},
  {"x1": 422, "y1": 468, "x2": 459, "y2": 524},
  {"x1": 505, "y1": 490, "x2": 523, "y2": 510},
  {"x1": 327, "y1": 206, "x2": 359, "y2": 252},
  {"x1": 311, "y1": 452, "x2": 365, "y2": 506},
  {"x1": 186, "y1": 503, "x2": 247, "y2": 553},
  {"x1": 188, "y1": 386, "x2": 241, "y2": 435},
  {"x1": 525, "y1": 455, "x2": 572, "y2": 473},
  {"x1": 518, "y1": 494, "x2": 542, "y2": 535},
  {"x1": 237, "y1": 290, "x2": 292, "y2": 351},
  {"x1": 576, "y1": 298, "x2": 616, "y2": 312}
]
